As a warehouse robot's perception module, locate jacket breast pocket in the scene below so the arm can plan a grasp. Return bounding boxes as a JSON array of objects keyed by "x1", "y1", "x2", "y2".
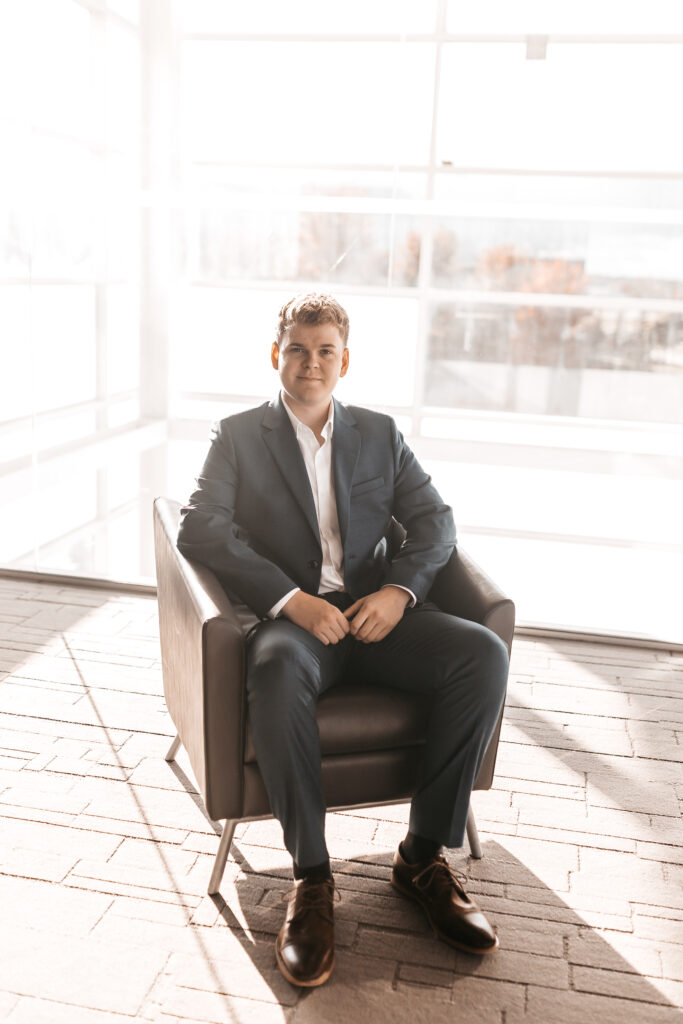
[{"x1": 351, "y1": 475, "x2": 385, "y2": 497}]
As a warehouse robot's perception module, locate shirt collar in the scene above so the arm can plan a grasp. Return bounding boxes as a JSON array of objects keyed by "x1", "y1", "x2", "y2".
[{"x1": 281, "y1": 390, "x2": 334, "y2": 441}]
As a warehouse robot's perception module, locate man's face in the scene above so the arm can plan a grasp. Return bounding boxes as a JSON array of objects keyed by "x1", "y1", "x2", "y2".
[{"x1": 271, "y1": 321, "x2": 349, "y2": 410}]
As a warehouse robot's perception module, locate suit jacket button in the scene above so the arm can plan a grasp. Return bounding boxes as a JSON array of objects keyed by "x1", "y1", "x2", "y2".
[{"x1": 308, "y1": 559, "x2": 320, "y2": 569}]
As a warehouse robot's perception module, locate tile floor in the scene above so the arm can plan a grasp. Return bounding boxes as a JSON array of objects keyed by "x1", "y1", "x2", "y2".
[{"x1": 0, "y1": 577, "x2": 681, "y2": 1023}]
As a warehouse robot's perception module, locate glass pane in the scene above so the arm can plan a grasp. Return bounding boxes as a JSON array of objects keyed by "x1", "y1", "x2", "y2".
[
  {"x1": 107, "y1": 396, "x2": 140, "y2": 428},
  {"x1": 34, "y1": 472, "x2": 100, "y2": 573},
  {"x1": 0, "y1": 1, "x2": 93, "y2": 134},
  {"x1": 447, "y1": 0, "x2": 683, "y2": 34},
  {"x1": 105, "y1": 506, "x2": 141, "y2": 579},
  {"x1": 0, "y1": 123, "x2": 31, "y2": 277},
  {"x1": 108, "y1": 0, "x2": 139, "y2": 24},
  {"x1": 170, "y1": 287, "x2": 288, "y2": 397},
  {"x1": 0, "y1": 6, "x2": 32, "y2": 124},
  {"x1": 424, "y1": 458, "x2": 683, "y2": 641},
  {"x1": 438, "y1": 43, "x2": 683, "y2": 172},
  {"x1": 106, "y1": 22, "x2": 140, "y2": 153},
  {"x1": 177, "y1": 0, "x2": 437, "y2": 34},
  {"x1": 434, "y1": 171, "x2": 683, "y2": 212},
  {"x1": 426, "y1": 459, "x2": 682, "y2": 551},
  {"x1": 0, "y1": 206, "x2": 29, "y2": 278},
  {"x1": 189, "y1": 209, "x2": 421, "y2": 288},
  {"x1": 29, "y1": 138, "x2": 99, "y2": 280},
  {"x1": 0, "y1": 286, "x2": 31, "y2": 423},
  {"x1": 34, "y1": 408, "x2": 98, "y2": 452},
  {"x1": 105, "y1": 155, "x2": 140, "y2": 282},
  {"x1": 0, "y1": 492, "x2": 41, "y2": 565},
  {"x1": 107, "y1": 285, "x2": 140, "y2": 393},
  {"x1": 421, "y1": 415, "x2": 683, "y2": 457},
  {"x1": 31, "y1": 286, "x2": 97, "y2": 411},
  {"x1": 106, "y1": 456, "x2": 139, "y2": 511},
  {"x1": 182, "y1": 42, "x2": 434, "y2": 164},
  {"x1": 170, "y1": 397, "x2": 258, "y2": 420},
  {"x1": 426, "y1": 301, "x2": 683, "y2": 421},
  {"x1": 30, "y1": 0, "x2": 95, "y2": 139},
  {"x1": 1, "y1": 438, "x2": 162, "y2": 583},
  {"x1": 334, "y1": 295, "x2": 419, "y2": 408},
  {"x1": 0, "y1": 422, "x2": 33, "y2": 464},
  {"x1": 168, "y1": 438, "x2": 216, "y2": 505},
  {"x1": 431, "y1": 217, "x2": 683, "y2": 301}
]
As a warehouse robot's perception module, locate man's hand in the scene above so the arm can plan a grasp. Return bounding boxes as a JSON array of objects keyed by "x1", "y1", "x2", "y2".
[
  {"x1": 281, "y1": 591, "x2": 351, "y2": 646},
  {"x1": 343, "y1": 586, "x2": 411, "y2": 644}
]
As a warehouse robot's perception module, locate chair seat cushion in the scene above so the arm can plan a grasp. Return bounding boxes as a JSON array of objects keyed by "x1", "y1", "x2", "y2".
[{"x1": 244, "y1": 681, "x2": 432, "y2": 764}]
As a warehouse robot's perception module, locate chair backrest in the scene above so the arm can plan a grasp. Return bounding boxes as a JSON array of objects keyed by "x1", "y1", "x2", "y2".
[{"x1": 154, "y1": 497, "x2": 248, "y2": 818}]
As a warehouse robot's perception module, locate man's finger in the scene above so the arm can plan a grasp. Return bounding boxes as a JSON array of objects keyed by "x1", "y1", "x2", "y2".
[
  {"x1": 361, "y1": 613, "x2": 395, "y2": 642},
  {"x1": 350, "y1": 610, "x2": 371, "y2": 635},
  {"x1": 343, "y1": 599, "x2": 363, "y2": 619},
  {"x1": 356, "y1": 615, "x2": 378, "y2": 641},
  {"x1": 327, "y1": 610, "x2": 350, "y2": 634},
  {"x1": 362, "y1": 629, "x2": 380, "y2": 643},
  {"x1": 334, "y1": 610, "x2": 351, "y2": 633}
]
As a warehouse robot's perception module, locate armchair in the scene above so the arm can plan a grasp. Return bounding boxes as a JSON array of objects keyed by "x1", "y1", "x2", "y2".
[{"x1": 153, "y1": 497, "x2": 514, "y2": 894}]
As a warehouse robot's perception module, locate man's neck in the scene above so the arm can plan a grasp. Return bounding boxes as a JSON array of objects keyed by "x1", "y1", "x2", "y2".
[{"x1": 282, "y1": 392, "x2": 333, "y2": 438}]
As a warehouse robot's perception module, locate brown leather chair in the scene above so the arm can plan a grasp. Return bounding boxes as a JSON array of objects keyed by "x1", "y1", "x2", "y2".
[{"x1": 153, "y1": 497, "x2": 514, "y2": 894}]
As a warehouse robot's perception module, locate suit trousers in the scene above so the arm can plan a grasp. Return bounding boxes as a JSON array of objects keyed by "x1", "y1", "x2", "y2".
[{"x1": 245, "y1": 592, "x2": 509, "y2": 870}]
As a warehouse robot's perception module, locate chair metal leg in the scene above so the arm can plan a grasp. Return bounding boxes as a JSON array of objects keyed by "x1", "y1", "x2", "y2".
[
  {"x1": 466, "y1": 804, "x2": 483, "y2": 859},
  {"x1": 208, "y1": 819, "x2": 237, "y2": 895},
  {"x1": 165, "y1": 734, "x2": 181, "y2": 762}
]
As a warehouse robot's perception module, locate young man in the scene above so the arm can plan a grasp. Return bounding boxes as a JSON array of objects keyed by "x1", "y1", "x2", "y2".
[{"x1": 177, "y1": 293, "x2": 508, "y2": 987}]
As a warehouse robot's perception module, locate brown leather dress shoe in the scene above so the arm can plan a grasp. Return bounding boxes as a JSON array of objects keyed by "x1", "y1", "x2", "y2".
[
  {"x1": 391, "y1": 847, "x2": 499, "y2": 954},
  {"x1": 275, "y1": 877, "x2": 337, "y2": 987}
]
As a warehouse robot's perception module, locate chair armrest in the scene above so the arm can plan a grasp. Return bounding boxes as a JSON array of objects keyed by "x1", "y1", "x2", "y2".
[
  {"x1": 427, "y1": 545, "x2": 515, "y2": 790},
  {"x1": 427, "y1": 546, "x2": 515, "y2": 655},
  {"x1": 153, "y1": 498, "x2": 247, "y2": 820}
]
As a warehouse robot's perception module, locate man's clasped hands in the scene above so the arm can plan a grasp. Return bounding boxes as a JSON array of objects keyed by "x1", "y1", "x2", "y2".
[{"x1": 281, "y1": 585, "x2": 411, "y2": 647}]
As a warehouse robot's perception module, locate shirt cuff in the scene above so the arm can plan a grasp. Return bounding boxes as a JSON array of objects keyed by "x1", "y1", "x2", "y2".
[
  {"x1": 381, "y1": 584, "x2": 416, "y2": 607},
  {"x1": 268, "y1": 587, "x2": 300, "y2": 619}
]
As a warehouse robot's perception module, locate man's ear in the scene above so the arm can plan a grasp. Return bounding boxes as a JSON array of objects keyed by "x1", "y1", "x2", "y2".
[
  {"x1": 340, "y1": 347, "x2": 350, "y2": 377},
  {"x1": 271, "y1": 342, "x2": 279, "y2": 369}
]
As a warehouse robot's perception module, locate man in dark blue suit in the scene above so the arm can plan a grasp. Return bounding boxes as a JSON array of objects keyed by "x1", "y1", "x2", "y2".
[{"x1": 177, "y1": 293, "x2": 508, "y2": 987}]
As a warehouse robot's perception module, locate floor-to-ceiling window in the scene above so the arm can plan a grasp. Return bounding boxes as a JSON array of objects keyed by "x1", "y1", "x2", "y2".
[
  {"x1": 2, "y1": 0, "x2": 682, "y2": 643},
  {"x1": 0, "y1": 0, "x2": 146, "y2": 579}
]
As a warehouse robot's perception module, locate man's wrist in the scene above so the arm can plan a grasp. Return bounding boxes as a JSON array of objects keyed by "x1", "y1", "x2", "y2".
[
  {"x1": 381, "y1": 584, "x2": 413, "y2": 607},
  {"x1": 268, "y1": 587, "x2": 300, "y2": 619}
]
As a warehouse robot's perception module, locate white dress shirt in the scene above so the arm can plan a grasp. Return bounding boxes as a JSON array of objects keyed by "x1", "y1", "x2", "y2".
[{"x1": 268, "y1": 392, "x2": 415, "y2": 619}]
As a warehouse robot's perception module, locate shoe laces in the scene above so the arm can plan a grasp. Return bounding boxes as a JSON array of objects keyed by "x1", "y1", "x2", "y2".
[
  {"x1": 412, "y1": 855, "x2": 470, "y2": 899},
  {"x1": 280, "y1": 878, "x2": 340, "y2": 924}
]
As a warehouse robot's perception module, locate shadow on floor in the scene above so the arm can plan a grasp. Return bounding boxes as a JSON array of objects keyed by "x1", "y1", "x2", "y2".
[
  {"x1": 504, "y1": 638, "x2": 682, "y2": 832},
  {"x1": 175, "y1": 833, "x2": 683, "y2": 1024}
]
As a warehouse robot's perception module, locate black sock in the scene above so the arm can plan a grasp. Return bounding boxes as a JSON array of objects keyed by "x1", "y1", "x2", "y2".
[
  {"x1": 293, "y1": 857, "x2": 332, "y2": 882},
  {"x1": 400, "y1": 831, "x2": 441, "y2": 865}
]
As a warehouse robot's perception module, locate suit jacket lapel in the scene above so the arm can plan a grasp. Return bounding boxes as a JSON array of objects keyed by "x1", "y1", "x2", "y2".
[
  {"x1": 261, "y1": 397, "x2": 320, "y2": 546},
  {"x1": 332, "y1": 398, "x2": 360, "y2": 549}
]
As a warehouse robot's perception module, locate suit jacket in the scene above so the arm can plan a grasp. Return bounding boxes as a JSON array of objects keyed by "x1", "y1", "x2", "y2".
[{"x1": 176, "y1": 394, "x2": 457, "y2": 623}]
